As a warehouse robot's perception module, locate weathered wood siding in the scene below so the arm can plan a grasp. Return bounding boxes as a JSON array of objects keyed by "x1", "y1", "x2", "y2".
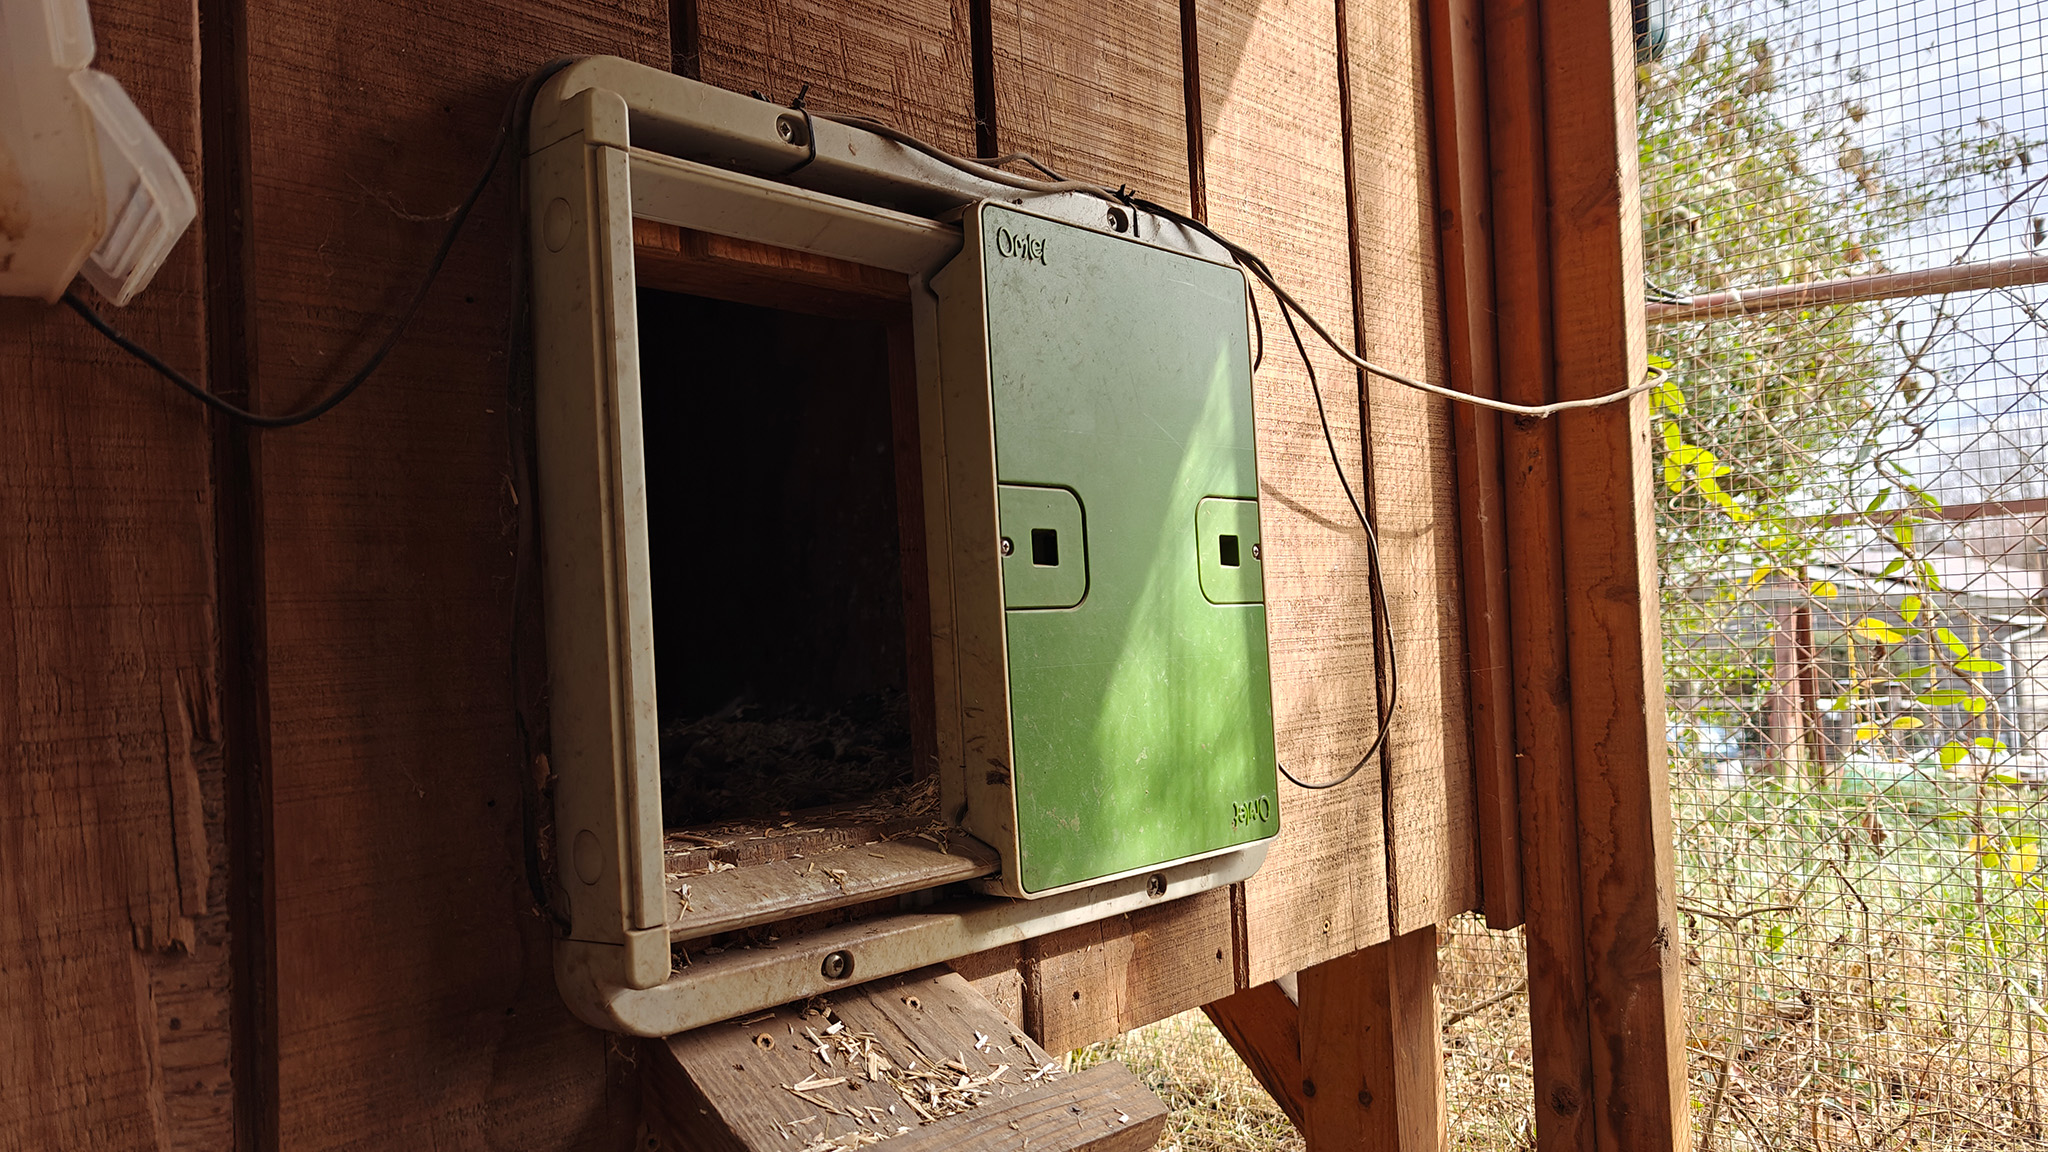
[{"x1": 0, "y1": 0, "x2": 1479, "y2": 1142}]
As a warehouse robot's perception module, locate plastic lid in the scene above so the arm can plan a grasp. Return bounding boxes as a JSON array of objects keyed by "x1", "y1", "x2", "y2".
[
  {"x1": 0, "y1": 0, "x2": 103, "y2": 301},
  {"x1": 70, "y1": 68, "x2": 196, "y2": 306},
  {"x1": 40, "y1": 0, "x2": 95, "y2": 70}
]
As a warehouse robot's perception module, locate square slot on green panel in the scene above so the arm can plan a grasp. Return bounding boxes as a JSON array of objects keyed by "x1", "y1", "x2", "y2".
[
  {"x1": 1196, "y1": 497, "x2": 1263, "y2": 605},
  {"x1": 999, "y1": 484, "x2": 1086, "y2": 609}
]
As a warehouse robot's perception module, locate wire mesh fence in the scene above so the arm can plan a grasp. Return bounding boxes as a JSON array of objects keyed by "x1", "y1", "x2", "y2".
[{"x1": 1440, "y1": 1, "x2": 2048, "y2": 1149}]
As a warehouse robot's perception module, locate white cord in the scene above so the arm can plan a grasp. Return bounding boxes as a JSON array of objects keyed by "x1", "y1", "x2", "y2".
[{"x1": 812, "y1": 108, "x2": 1665, "y2": 419}]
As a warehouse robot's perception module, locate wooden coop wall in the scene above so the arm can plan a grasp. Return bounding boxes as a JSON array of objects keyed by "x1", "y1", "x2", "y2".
[{"x1": 0, "y1": 0, "x2": 1515, "y2": 1146}]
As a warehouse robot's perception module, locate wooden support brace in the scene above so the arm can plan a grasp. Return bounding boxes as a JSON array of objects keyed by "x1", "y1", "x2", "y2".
[{"x1": 1206, "y1": 927, "x2": 1446, "y2": 1152}]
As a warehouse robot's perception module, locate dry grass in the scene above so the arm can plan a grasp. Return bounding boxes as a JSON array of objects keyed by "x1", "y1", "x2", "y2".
[
  {"x1": 1084, "y1": 893, "x2": 2048, "y2": 1152},
  {"x1": 1067, "y1": 927, "x2": 1536, "y2": 1152},
  {"x1": 1073, "y1": 1012, "x2": 1303, "y2": 1152}
]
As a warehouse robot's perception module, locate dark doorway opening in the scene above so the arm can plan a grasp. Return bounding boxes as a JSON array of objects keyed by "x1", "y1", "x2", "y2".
[{"x1": 636, "y1": 289, "x2": 920, "y2": 825}]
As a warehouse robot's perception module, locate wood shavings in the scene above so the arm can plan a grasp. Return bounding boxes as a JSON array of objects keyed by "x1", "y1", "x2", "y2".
[{"x1": 736, "y1": 1011, "x2": 776, "y2": 1026}]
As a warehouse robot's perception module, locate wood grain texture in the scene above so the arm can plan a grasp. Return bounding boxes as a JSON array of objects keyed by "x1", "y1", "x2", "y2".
[
  {"x1": 691, "y1": 0, "x2": 980, "y2": 157},
  {"x1": 1023, "y1": 886, "x2": 1235, "y2": 1053},
  {"x1": 949, "y1": 944, "x2": 1028, "y2": 1028},
  {"x1": 1202, "y1": 982, "x2": 1307, "y2": 1128},
  {"x1": 1538, "y1": 0, "x2": 1688, "y2": 1146},
  {"x1": 1424, "y1": 0, "x2": 1523, "y2": 931},
  {"x1": 0, "y1": 0, "x2": 235, "y2": 1145},
  {"x1": 230, "y1": 4, "x2": 666, "y2": 1147},
  {"x1": 1296, "y1": 927, "x2": 1445, "y2": 1152},
  {"x1": 1480, "y1": 0, "x2": 1597, "y2": 1146},
  {"x1": 666, "y1": 836, "x2": 998, "y2": 941},
  {"x1": 1339, "y1": 0, "x2": 1478, "y2": 936},
  {"x1": 1197, "y1": 0, "x2": 1391, "y2": 985},
  {"x1": 644, "y1": 967, "x2": 1163, "y2": 1151},
  {"x1": 984, "y1": 0, "x2": 1193, "y2": 212},
  {"x1": 634, "y1": 221, "x2": 911, "y2": 319},
  {"x1": 874, "y1": 1062, "x2": 1167, "y2": 1152}
]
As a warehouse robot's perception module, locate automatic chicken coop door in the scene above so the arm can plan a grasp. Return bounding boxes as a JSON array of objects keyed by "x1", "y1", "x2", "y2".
[
  {"x1": 527, "y1": 58, "x2": 1277, "y2": 1036},
  {"x1": 937, "y1": 203, "x2": 1278, "y2": 897}
]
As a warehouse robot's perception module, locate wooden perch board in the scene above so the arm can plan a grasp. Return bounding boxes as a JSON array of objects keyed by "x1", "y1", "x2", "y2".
[{"x1": 643, "y1": 967, "x2": 1166, "y2": 1151}]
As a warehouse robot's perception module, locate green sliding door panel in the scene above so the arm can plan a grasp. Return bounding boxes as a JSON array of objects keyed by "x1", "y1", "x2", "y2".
[{"x1": 946, "y1": 202, "x2": 1279, "y2": 895}]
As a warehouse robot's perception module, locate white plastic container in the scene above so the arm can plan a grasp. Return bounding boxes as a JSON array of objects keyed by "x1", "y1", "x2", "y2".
[{"x1": 0, "y1": 0, "x2": 195, "y2": 304}]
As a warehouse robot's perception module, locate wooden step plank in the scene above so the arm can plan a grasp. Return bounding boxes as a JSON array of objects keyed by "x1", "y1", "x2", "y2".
[
  {"x1": 644, "y1": 966, "x2": 1166, "y2": 1151},
  {"x1": 874, "y1": 1062, "x2": 1167, "y2": 1152},
  {"x1": 668, "y1": 835, "x2": 1000, "y2": 941}
]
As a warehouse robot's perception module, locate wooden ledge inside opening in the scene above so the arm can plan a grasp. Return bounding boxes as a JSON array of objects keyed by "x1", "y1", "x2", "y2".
[
  {"x1": 664, "y1": 794, "x2": 999, "y2": 941},
  {"x1": 633, "y1": 219, "x2": 914, "y2": 319}
]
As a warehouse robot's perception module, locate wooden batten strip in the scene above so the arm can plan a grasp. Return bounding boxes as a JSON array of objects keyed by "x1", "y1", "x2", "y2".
[
  {"x1": 1424, "y1": 0, "x2": 1523, "y2": 931},
  {"x1": 1479, "y1": 0, "x2": 1599, "y2": 1148},
  {"x1": 1538, "y1": 0, "x2": 1690, "y2": 1148}
]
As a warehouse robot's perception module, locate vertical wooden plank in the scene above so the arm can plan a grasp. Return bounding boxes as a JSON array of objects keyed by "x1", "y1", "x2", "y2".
[
  {"x1": 1540, "y1": 0, "x2": 1689, "y2": 1145},
  {"x1": 0, "y1": 0, "x2": 232, "y2": 1146},
  {"x1": 1481, "y1": 0, "x2": 1598, "y2": 1146},
  {"x1": 984, "y1": 0, "x2": 1193, "y2": 212},
  {"x1": 232, "y1": 10, "x2": 669, "y2": 1151},
  {"x1": 949, "y1": 943, "x2": 1028, "y2": 1028},
  {"x1": 692, "y1": 0, "x2": 980, "y2": 157},
  {"x1": 1296, "y1": 927, "x2": 1446, "y2": 1151},
  {"x1": 1425, "y1": 0, "x2": 1524, "y2": 930},
  {"x1": 1197, "y1": 0, "x2": 1391, "y2": 987},
  {"x1": 1338, "y1": 0, "x2": 1478, "y2": 936}
]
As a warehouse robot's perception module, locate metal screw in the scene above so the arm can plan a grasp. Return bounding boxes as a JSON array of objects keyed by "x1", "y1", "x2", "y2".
[
  {"x1": 821, "y1": 950, "x2": 854, "y2": 980},
  {"x1": 1107, "y1": 207, "x2": 1129, "y2": 233},
  {"x1": 1301, "y1": 1079, "x2": 1317, "y2": 1098},
  {"x1": 1146, "y1": 873, "x2": 1167, "y2": 899},
  {"x1": 1000, "y1": 537, "x2": 1014, "y2": 556},
  {"x1": 1251, "y1": 542, "x2": 1261, "y2": 561},
  {"x1": 776, "y1": 113, "x2": 809, "y2": 147}
]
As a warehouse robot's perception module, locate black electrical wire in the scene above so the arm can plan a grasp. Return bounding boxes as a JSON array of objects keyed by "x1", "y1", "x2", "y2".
[
  {"x1": 789, "y1": 114, "x2": 1396, "y2": 786},
  {"x1": 63, "y1": 57, "x2": 577, "y2": 429},
  {"x1": 68, "y1": 56, "x2": 579, "y2": 924}
]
